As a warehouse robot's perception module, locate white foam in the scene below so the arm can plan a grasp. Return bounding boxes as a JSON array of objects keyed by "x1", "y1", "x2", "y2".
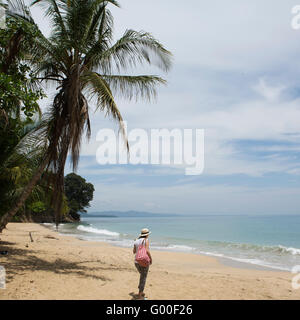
[
  {"x1": 198, "y1": 250, "x2": 224, "y2": 258},
  {"x1": 167, "y1": 244, "x2": 195, "y2": 251},
  {"x1": 151, "y1": 244, "x2": 196, "y2": 252},
  {"x1": 225, "y1": 256, "x2": 291, "y2": 271},
  {"x1": 194, "y1": 250, "x2": 291, "y2": 271},
  {"x1": 77, "y1": 225, "x2": 119, "y2": 237},
  {"x1": 278, "y1": 245, "x2": 300, "y2": 255}
]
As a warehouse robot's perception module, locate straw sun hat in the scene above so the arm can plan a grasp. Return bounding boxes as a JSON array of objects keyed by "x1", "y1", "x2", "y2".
[{"x1": 139, "y1": 228, "x2": 151, "y2": 238}]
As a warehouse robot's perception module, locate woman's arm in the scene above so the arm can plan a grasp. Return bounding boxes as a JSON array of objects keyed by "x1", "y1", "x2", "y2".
[
  {"x1": 146, "y1": 239, "x2": 152, "y2": 264},
  {"x1": 133, "y1": 244, "x2": 136, "y2": 254}
]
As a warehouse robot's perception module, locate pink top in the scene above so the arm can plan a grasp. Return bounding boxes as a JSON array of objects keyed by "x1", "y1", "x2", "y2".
[{"x1": 134, "y1": 238, "x2": 149, "y2": 262}]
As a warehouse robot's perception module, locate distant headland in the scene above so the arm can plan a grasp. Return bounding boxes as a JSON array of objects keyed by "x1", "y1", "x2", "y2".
[{"x1": 81, "y1": 210, "x2": 179, "y2": 218}]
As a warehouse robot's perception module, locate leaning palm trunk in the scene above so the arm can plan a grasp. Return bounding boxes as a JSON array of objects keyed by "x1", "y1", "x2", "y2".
[{"x1": 0, "y1": 154, "x2": 50, "y2": 232}]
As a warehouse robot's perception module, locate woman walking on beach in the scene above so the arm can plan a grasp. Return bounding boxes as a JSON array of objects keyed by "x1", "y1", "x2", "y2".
[{"x1": 133, "y1": 228, "x2": 152, "y2": 300}]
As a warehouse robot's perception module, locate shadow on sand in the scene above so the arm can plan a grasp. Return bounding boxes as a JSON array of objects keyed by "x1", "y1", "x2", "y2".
[
  {"x1": 0, "y1": 240, "x2": 113, "y2": 284},
  {"x1": 129, "y1": 291, "x2": 148, "y2": 300}
]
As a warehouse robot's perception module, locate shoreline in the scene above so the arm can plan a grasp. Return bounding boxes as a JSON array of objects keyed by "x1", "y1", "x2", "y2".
[
  {"x1": 51, "y1": 224, "x2": 300, "y2": 274},
  {"x1": 46, "y1": 222, "x2": 289, "y2": 273},
  {"x1": 47, "y1": 224, "x2": 279, "y2": 272},
  {"x1": 0, "y1": 223, "x2": 299, "y2": 300}
]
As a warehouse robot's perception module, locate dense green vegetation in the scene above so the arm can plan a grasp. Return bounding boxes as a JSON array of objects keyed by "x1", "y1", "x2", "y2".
[
  {"x1": 0, "y1": 14, "x2": 48, "y2": 222},
  {"x1": 64, "y1": 173, "x2": 94, "y2": 220},
  {"x1": 0, "y1": 0, "x2": 171, "y2": 231}
]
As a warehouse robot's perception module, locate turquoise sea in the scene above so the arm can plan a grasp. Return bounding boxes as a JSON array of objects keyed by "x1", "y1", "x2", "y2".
[{"x1": 45, "y1": 214, "x2": 300, "y2": 271}]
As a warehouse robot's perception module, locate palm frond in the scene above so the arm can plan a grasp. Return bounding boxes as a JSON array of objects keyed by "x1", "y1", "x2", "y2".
[
  {"x1": 84, "y1": 1, "x2": 114, "y2": 50},
  {"x1": 6, "y1": 0, "x2": 34, "y2": 23},
  {"x1": 100, "y1": 74, "x2": 166, "y2": 102},
  {"x1": 31, "y1": 0, "x2": 68, "y2": 41},
  {"x1": 83, "y1": 71, "x2": 128, "y2": 150},
  {"x1": 99, "y1": 29, "x2": 173, "y2": 73}
]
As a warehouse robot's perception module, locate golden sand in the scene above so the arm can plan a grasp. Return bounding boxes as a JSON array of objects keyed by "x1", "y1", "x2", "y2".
[{"x1": 0, "y1": 223, "x2": 299, "y2": 300}]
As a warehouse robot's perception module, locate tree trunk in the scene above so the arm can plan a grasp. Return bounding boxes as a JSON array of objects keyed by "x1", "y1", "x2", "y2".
[{"x1": 0, "y1": 155, "x2": 50, "y2": 233}]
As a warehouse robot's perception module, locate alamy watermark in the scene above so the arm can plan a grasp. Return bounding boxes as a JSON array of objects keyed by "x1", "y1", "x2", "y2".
[
  {"x1": 0, "y1": 266, "x2": 5, "y2": 289},
  {"x1": 95, "y1": 123, "x2": 204, "y2": 175},
  {"x1": 291, "y1": 5, "x2": 300, "y2": 29},
  {"x1": 291, "y1": 265, "x2": 300, "y2": 290}
]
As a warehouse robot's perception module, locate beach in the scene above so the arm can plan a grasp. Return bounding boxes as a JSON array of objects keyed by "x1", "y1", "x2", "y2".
[{"x1": 0, "y1": 223, "x2": 299, "y2": 300}]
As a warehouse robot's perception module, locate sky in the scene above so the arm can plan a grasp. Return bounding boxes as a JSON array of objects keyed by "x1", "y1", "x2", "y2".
[{"x1": 28, "y1": 0, "x2": 300, "y2": 215}]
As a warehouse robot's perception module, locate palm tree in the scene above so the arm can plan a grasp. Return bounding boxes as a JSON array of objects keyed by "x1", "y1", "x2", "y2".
[
  {"x1": 0, "y1": 119, "x2": 48, "y2": 216},
  {"x1": 0, "y1": 0, "x2": 172, "y2": 231}
]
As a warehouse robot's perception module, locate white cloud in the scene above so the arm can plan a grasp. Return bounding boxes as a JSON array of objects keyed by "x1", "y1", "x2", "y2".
[
  {"x1": 78, "y1": 77, "x2": 300, "y2": 177},
  {"x1": 253, "y1": 78, "x2": 286, "y2": 102},
  {"x1": 110, "y1": 0, "x2": 300, "y2": 72}
]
